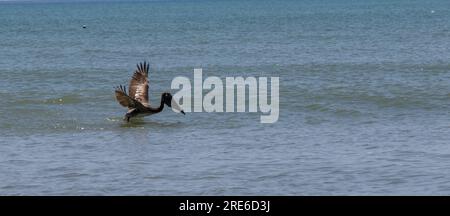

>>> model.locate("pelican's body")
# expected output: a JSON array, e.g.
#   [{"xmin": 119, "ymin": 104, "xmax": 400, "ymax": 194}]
[{"xmin": 114, "ymin": 62, "xmax": 184, "ymax": 122}]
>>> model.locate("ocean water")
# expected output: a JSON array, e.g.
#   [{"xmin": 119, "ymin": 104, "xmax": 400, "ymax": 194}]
[{"xmin": 1, "ymin": 0, "xmax": 450, "ymax": 195}]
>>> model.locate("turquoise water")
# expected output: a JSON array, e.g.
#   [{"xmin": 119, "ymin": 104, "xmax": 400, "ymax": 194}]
[{"xmin": 1, "ymin": 0, "xmax": 450, "ymax": 195}]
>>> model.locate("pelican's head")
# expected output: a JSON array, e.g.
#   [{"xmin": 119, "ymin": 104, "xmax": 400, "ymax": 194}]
[{"xmin": 162, "ymin": 92, "xmax": 185, "ymax": 115}]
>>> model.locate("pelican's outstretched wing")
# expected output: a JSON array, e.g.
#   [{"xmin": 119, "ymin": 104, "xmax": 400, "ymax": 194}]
[
  {"xmin": 115, "ymin": 85, "xmax": 146, "ymax": 110},
  {"xmin": 128, "ymin": 62, "xmax": 149, "ymax": 106}
]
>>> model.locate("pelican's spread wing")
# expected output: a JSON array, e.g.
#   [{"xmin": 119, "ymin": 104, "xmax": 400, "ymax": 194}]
[
  {"xmin": 115, "ymin": 85, "xmax": 145, "ymax": 110},
  {"xmin": 129, "ymin": 62, "xmax": 149, "ymax": 106}
]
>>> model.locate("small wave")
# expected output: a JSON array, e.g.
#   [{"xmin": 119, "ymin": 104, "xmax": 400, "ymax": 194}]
[
  {"xmin": 117, "ymin": 118, "xmax": 184, "ymax": 129},
  {"xmin": 120, "ymin": 122, "xmax": 146, "ymax": 129},
  {"xmin": 12, "ymin": 94, "xmax": 83, "ymax": 106},
  {"xmin": 47, "ymin": 172, "xmax": 90, "ymax": 179},
  {"xmin": 106, "ymin": 117, "xmax": 123, "ymax": 122},
  {"xmin": 305, "ymin": 88, "xmax": 441, "ymax": 110},
  {"xmin": 335, "ymin": 109, "xmax": 363, "ymax": 117},
  {"xmin": 43, "ymin": 94, "xmax": 83, "ymax": 105},
  {"xmin": 305, "ymin": 103, "xmax": 330, "ymax": 112},
  {"xmin": 304, "ymin": 103, "xmax": 363, "ymax": 117}
]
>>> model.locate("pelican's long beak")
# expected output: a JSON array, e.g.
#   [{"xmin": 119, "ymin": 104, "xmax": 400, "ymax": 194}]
[{"xmin": 171, "ymin": 98, "xmax": 185, "ymax": 115}]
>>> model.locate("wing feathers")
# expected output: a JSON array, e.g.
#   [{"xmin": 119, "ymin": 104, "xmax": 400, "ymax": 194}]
[
  {"xmin": 114, "ymin": 62, "xmax": 150, "ymax": 109},
  {"xmin": 114, "ymin": 85, "xmax": 147, "ymax": 110},
  {"xmin": 115, "ymin": 85, "xmax": 133, "ymax": 108},
  {"xmin": 129, "ymin": 61, "xmax": 149, "ymax": 105}
]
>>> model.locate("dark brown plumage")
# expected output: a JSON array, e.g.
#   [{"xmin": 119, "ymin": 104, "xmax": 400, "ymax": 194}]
[{"xmin": 114, "ymin": 62, "xmax": 184, "ymax": 122}]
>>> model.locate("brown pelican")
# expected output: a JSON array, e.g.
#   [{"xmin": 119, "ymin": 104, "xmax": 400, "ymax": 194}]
[{"xmin": 114, "ymin": 62, "xmax": 185, "ymax": 122}]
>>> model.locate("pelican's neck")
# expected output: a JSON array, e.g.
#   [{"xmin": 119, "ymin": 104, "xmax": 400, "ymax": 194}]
[
  {"xmin": 157, "ymin": 94, "xmax": 165, "ymax": 112},
  {"xmin": 145, "ymin": 93, "xmax": 165, "ymax": 113}
]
